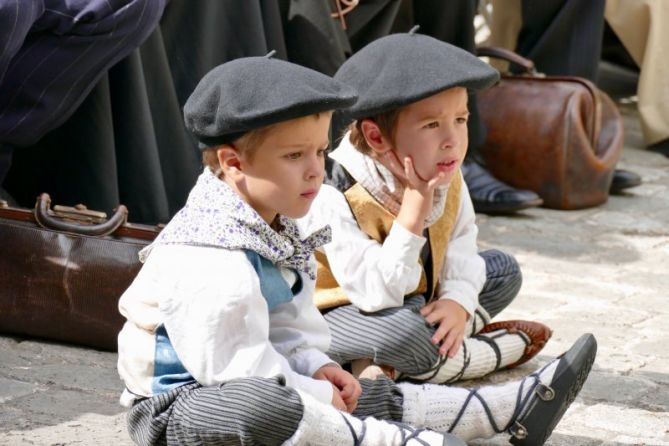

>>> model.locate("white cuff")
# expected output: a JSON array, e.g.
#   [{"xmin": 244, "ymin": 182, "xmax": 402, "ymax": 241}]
[
  {"xmin": 385, "ymin": 221, "xmax": 426, "ymax": 263},
  {"xmin": 290, "ymin": 348, "xmax": 338, "ymax": 377},
  {"xmin": 293, "ymin": 374, "xmax": 334, "ymax": 405},
  {"xmin": 438, "ymin": 287, "xmax": 478, "ymax": 317}
]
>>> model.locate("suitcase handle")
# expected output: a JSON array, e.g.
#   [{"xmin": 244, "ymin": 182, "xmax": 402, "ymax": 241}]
[
  {"xmin": 34, "ymin": 193, "xmax": 128, "ymax": 237},
  {"xmin": 476, "ymin": 46, "xmax": 538, "ymax": 75}
]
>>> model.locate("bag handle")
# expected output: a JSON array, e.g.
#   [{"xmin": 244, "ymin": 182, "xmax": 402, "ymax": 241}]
[
  {"xmin": 34, "ymin": 193, "xmax": 128, "ymax": 237},
  {"xmin": 476, "ymin": 46, "xmax": 537, "ymax": 75}
]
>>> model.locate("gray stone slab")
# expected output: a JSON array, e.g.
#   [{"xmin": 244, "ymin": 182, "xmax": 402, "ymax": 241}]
[{"xmin": 0, "ymin": 377, "xmax": 37, "ymax": 404}]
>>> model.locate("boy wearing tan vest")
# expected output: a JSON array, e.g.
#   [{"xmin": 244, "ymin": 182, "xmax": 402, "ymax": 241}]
[{"xmin": 301, "ymin": 30, "xmax": 551, "ymax": 384}]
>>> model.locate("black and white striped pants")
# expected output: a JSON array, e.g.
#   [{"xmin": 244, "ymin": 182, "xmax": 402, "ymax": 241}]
[
  {"xmin": 324, "ymin": 249, "xmax": 522, "ymax": 375},
  {"xmin": 0, "ymin": 0, "xmax": 166, "ymax": 147},
  {"xmin": 0, "ymin": 0, "xmax": 166, "ymax": 186},
  {"xmin": 127, "ymin": 376, "xmax": 404, "ymax": 446}
]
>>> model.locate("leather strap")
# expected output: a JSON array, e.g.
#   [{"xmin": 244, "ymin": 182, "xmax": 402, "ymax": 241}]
[{"xmin": 476, "ymin": 46, "xmax": 536, "ymax": 74}]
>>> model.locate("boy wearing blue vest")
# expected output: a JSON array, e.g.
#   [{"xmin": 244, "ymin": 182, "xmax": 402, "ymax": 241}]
[{"xmin": 117, "ymin": 53, "xmax": 596, "ymax": 446}]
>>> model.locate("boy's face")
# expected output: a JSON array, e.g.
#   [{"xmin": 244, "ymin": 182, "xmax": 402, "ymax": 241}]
[
  {"xmin": 235, "ymin": 114, "xmax": 331, "ymax": 224},
  {"xmin": 392, "ymin": 87, "xmax": 469, "ymax": 184}
]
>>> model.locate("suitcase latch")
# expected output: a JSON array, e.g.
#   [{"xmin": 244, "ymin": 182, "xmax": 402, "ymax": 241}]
[{"xmin": 51, "ymin": 204, "xmax": 108, "ymax": 224}]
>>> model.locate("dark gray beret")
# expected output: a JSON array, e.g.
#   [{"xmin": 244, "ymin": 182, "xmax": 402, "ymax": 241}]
[
  {"xmin": 334, "ymin": 32, "xmax": 500, "ymax": 119},
  {"xmin": 184, "ymin": 56, "xmax": 358, "ymax": 148}
]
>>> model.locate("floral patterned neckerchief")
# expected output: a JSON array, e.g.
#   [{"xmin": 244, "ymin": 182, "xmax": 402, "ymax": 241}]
[{"xmin": 139, "ymin": 168, "xmax": 331, "ymax": 280}]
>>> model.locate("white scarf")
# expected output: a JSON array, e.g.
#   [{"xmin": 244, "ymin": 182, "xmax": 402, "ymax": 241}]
[
  {"xmin": 140, "ymin": 168, "xmax": 331, "ymax": 280},
  {"xmin": 329, "ymin": 132, "xmax": 449, "ymax": 227}
]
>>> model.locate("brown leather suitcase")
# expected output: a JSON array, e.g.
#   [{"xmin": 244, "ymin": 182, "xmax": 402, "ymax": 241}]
[
  {"xmin": 0, "ymin": 194, "xmax": 160, "ymax": 351},
  {"xmin": 476, "ymin": 47, "xmax": 624, "ymax": 210}
]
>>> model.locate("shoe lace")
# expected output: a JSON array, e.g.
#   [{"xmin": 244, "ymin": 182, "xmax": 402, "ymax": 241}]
[
  {"xmin": 446, "ymin": 360, "xmax": 554, "ymax": 435},
  {"xmin": 403, "ymin": 342, "xmax": 472, "ymax": 385},
  {"xmin": 341, "ymin": 414, "xmax": 434, "ymax": 446}
]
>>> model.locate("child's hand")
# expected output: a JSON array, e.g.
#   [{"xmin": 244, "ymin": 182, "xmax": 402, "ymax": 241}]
[
  {"xmin": 313, "ymin": 364, "xmax": 362, "ymax": 413},
  {"xmin": 420, "ymin": 300, "xmax": 468, "ymax": 358},
  {"xmin": 382, "ymin": 151, "xmax": 448, "ymax": 196},
  {"xmin": 330, "ymin": 384, "xmax": 348, "ymax": 412},
  {"xmin": 382, "ymin": 151, "xmax": 448, "ymax": 235}
]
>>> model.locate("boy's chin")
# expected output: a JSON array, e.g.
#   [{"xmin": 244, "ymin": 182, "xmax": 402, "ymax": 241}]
[{"xmin": 281, "ymin": 208, "xmax": 311, "ymax": 220}]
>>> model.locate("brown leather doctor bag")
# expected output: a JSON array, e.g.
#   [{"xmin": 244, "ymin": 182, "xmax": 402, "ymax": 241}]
[
  {"xmin": 476, "ymin": 47, "xmax": 624, "ymax": 210},
  {"xmin": 0, "ymin": 194, "xmax": 160, "ymax": 350}
]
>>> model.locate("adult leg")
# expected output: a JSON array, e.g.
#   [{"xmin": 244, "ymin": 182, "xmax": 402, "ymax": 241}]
[
  {"xmin": 606, "ymin": 0, "xmax": 669, "ymax": 153},
  {"xmin": 478, "ymin": 249, "xmax": 522, "ymax": 319},
  {"xmin": 0, "ymin": 0, "xmax": 167, "ymax": 147},
  {"xmin": 516, "ymin": 0, "xmax": 605, "ymax": 82},
  {"xmin": 0, "ymin": 1, "xmax": 44, "ymax": 191},
  {"xmin": 325, "ymin": 295, "xmax": 545, "ymax": 383},
  {"xmin": 0, "ymin": 0, "xmax": 43, "ymax": 81}
]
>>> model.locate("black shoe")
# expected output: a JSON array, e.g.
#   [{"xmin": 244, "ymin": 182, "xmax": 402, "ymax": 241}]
[
  {"xmin": 648, "ymin": 138, "xmax": 669, "ymax": 158},
  {"xmin": 609, "ymin": 168, "xmax": 642, "ymax": 194},
  {"xmin": 462, "ymin": 160, "xmax": 543, "ymax": 214},
  {"xmin": 509, "ymin": 334, "xmax": 597, "ymax": 445}
]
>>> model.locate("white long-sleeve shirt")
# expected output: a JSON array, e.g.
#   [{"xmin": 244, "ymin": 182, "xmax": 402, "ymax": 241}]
[
  {"xmin": 298, "ymin": 175, "xmax": 485, "ymax": 316},
  {"xmin": 117, "ymin": 244, "xmax": 334, "ymax": 407}
]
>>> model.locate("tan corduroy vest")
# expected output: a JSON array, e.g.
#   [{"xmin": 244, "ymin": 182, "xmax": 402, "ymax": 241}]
[{"xmin": 314, "ymin": 171, "xmax": 462, "ymax": 310}]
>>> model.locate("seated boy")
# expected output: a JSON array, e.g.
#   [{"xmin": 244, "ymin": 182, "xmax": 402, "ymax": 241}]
[
  {"xmin": 117, "ymin": 52, "xmax": 597, "ymax": 446},
  {"xmin": 300, "ymin": 30, "xmax": 552, "ymax": 383}
]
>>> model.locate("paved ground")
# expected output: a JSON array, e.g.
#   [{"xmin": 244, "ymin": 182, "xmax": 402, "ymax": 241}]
[{"xmin": 1, "ymin": 104, "xmax": 668, "ymax": 445}]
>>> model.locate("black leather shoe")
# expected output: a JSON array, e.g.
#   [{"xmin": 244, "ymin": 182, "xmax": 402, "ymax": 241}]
[
  {"xmin": 509, "ymin": 334, "xmax": 597, "ymax": 445},
  {"xmin": 648, "ymin": 138, "xmax": 669, "ymax": 158},
  {"xmin": 462, "ymin": 160, "xmax": 543, "ymax": 214},
  {"xmin": 609, "ymin": 168, "xmax": 641, "ymax": 194}
]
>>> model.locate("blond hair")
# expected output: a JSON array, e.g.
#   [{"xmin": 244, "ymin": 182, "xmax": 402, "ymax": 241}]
[{"xmin": 201, "ymin": 125, "xmax": 276, "ymax": 177}]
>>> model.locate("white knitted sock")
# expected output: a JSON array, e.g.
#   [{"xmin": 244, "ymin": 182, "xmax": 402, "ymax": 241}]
[
  {"xmin": 399, "ymin": 358, "xmax": 560, "ymax": 441},
  {"xmin": 465, "ymin": 306, "xmax": 491, "ymax": 336},
  {"xmin": 480, "ymin": 328, "xmax": 528, "ymax": 370},
  {"xmin": 406, "ymin": 329, "xmax": 527, "ymax": 383},
  {"xmin": 284, "ymin": 391, "xmax": 447, "ymax": 446}
]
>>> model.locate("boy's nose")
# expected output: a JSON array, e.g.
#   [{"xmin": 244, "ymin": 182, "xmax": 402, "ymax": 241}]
[
  {"xmin": 305, "ymin": 157, "xmax": 324, "ymax": 180},
  {"xmin": 440, "ymin": 128, "xmax": 459, "ymax": 150},
  {"xmin": 440, "ymin": 136, "xmax": 456, "ymax": 150}
]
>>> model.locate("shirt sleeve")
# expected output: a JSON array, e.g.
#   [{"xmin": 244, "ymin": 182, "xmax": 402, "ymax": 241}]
[
  {"xmin": 156, "ymin": 246, "xmax": 334, "ymax": 405},
  {"xmin": 436, "ymin": 176, "xmax": 486, "ymax": 317},
  {"xmin": 269, "ymin": 265, "xmax": 337, "ymax": 378},
  {"xmin": 298, "ymin": 185, "xmax": 426, "ymax": 312}
]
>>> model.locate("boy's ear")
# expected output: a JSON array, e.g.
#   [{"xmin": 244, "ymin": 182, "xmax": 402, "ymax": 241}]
[
  {"xmin": 360, "ymin": 119, "xmax": 393, "ymax": 155},
  {"xmin": 216, "ymin": 145, "xmax": 243, "ymax": 179}
]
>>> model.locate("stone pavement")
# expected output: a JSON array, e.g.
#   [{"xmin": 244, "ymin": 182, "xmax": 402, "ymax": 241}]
[{"xmin": 1, "ymin": 104, "xmax": 668, "ymax": 445}]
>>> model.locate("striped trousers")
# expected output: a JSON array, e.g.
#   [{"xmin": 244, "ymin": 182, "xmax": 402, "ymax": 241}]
[
  {"xmin": 324, "ymin": 249, "xmax": 522, "ymax": 375},
  {"xmin": 127, "ymin": 376, "xmax": 404, "ymax": 446}
]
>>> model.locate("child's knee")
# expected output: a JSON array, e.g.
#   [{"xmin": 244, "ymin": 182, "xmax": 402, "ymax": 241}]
[
  {"xmin": 171, "ymin": 377, "xmax": 303, "ymax": 444},
  {"xmin": 223, "ymin": 376, "xmax": 303, "ymax": 421},
  {"xmin": 381, "ymin": 316, "xmax": 440, "ymax": 373},
  {"xmin": 481, "ymin": 249, "xmax": 522, "ymax": 279}
]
